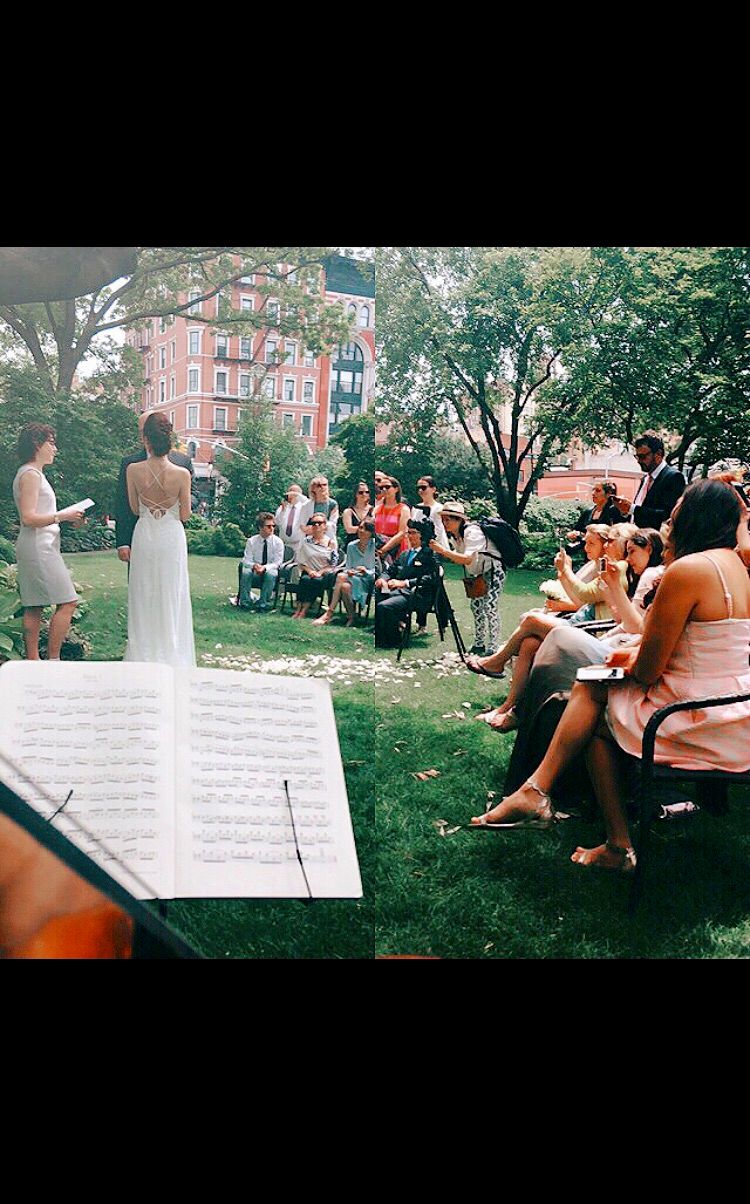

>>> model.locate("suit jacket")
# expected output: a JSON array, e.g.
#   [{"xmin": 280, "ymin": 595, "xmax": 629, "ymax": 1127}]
[
  {"xmin": 633, "ymin": 463, "xmax": 685, "ymax": 529},
  {"xmin": 115, "ymin": 449, "xmax": 194, "ymax": 549},
  {"xmin": 572, "ymin": 499, "xmax": 622, "ymax": 535},
  {"xmin": 391, "ymin": 546, "xmax": 437, "ymax": 595}
]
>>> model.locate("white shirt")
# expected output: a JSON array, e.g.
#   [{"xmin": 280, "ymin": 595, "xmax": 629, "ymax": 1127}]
[
  {"xmin": 632, "ymin": 457, "xmax": 667, "ymax": 511},
  {"xmin": 242, "ymin": 532, "xmax": 284, "ymax": 569},
  {"xmin": 411, "ymin": 502, "xmax": 448, "ymax": 549},
  {"xmin": 299, "ymin": 498, "xmax": 340, "ymax": 541},
  {"xmin": 274, "ymin": 497, "xmax": 308, "ymax": 547}
]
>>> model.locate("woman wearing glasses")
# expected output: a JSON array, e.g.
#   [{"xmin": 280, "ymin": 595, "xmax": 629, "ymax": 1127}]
[
  {"xmin": 374, "ymin": 477, "xmax": 410, "ymax": 567},
  {"xmin": 12, "ymin": 423, "xmax": 87, "ymax": 661},
  {"xmin": 341, "ymin": 482, "xmax": 374, "ymax": 545},
  {"xmin": 291, "ymin": 517, "xmax": 339, "ymax": 619},
  {"xmin": 299, "ymin": 476, "xmax": 339, "ymax": 542}
]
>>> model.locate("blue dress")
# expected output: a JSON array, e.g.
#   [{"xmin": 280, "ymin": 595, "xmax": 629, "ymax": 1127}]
[{"xmin": 345, "ymin": 540, "xmax": 376, "ymax": 605}]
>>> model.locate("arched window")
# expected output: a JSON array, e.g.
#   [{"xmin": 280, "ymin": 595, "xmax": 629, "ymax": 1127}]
[
  {"xmin": 347, "ymin": 302, "xmax": 357, "ymax": 320},
  {"xmin": 187, "ymin": 441, "xmax": 197, "ymax": 458},
  {"xmin": 359, "ymin": 305, "xmax": 370, "ymax": 327}
]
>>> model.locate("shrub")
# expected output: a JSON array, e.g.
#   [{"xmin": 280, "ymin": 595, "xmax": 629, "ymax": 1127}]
[
  {"xmin": 186, "ymin": 528, "xmax": 218, "ymax": 556},
  {"xmin": 213, "ymin": 522, "xmax": 246, "ymax": 557},
  {"xmin": 60, "ymin": 525, "xmax": 116, "ymax": 553},
  {"xmin": 185, "ymin": 513, "xmax": 212, "ymax": 531},
  {"xmin": 0, "ymin": 534, "xmax": 16, "ymax": 564}
]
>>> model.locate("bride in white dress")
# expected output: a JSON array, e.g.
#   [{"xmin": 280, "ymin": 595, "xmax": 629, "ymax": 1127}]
[{"xmin": 123, "ymin": 413, "xmax": 196, "ymax": 667}]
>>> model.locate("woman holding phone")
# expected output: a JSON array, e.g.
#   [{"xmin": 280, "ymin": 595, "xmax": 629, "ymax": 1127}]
[{"xmin": 470, "ymin": 481, "xmax": 750, "ymax": 874}]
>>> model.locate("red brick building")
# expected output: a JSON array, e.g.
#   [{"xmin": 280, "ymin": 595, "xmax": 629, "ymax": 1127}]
[{"xmin": 126, "ymin": 253, "xmax": 375, "ymax": 493}]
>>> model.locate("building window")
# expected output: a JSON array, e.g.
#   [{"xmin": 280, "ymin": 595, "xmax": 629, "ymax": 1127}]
[
  {"xmin": 303, "ymin": 380, "xmax": 315, "ymax": 404},
  {"xmin": 188, "ymin": 367, "xmax": 200, "ymax": 393},
  {"xmin": 240, "ymin": 295, "xmax": 254, "ymax": 313},
  {"xmin": 214, "ymin": 407, "xmax": 228, "ymax": 432},
  {"xmin": 169, "ymin": 410, "xmax": 175, "ymax": 426},
  {"xmin": 239, "ymin": 373, "xmax": 251, "ymax": 398},
  {"xmin": 170, "ymin": 375, "xmax": 176, "ymax": 399},
  {"xmin": 216, "ymin": 334, "xmax": 229, "ymax": 359},
  {"xmin": 240, "ymin": 274, "xmax": 254, "ymax": 284},
  {"xmin": 145, "ymin": 387, "xmax": 151, "ymax": 409},
  {"xmin": 170, "ymin": 339, "xmax": 176, "ymax": 362},
  {"xmin": 338, "ymin": 341, "xmax": 360, "ymax": 361},
  {"xmin": 303, "ymin": 349, "xmax": 315, "ymax": 367},
  {"xmin": 267, "ymin": 299, "xmax": 280, "ymax": 326},
  {"xmin": 239, "ymin": 335, "xmax": 252, "ymax": 360},
  {"xmin": 339, "ymin": 370, "xmax": 354, "ymax": 394},
  {"xmin": 159, "ymin": 378, "xmax": 166, "ymax": 403},
  {"xmin": 159, "ymin": 346, "xmax": 166, "ymax": 370},
  {"xmin": 187, "ymin": 440, "xmax": 197, "ymax": 457},
  {"xmin": 359, "ymin": 305, "xmax": 370, "ymax": 327},
  {"xmin": 188, "ymin": 290, "xmax": 202, "ymax": 315},
  {"xmin": 187, "ymin": 405, "xmax": 198, "ymax": 429},
  {"xmin": 265, "ymin": 339, "xmax": 277, "ymax": 364},
  {"xmin": 301, "ymin": 414, "xmax": 312, "ymax": 437},
  {"xmin": 284, "ymin": 342, "xmax": 296, "ymax": 366},
  {"xmin": 263, "ymin": 376, "xmax": 276, "ymax": 399},
  {"xmin": 347, "ymin": 302, "xmax": 357, "ymax": 320},
  {"xmin": 188, "ymin": 329, "xmax": 201, "ymax": 355},
  {"xmin": 283, "ymin": 377, "xmax": 296, "ymax": 402},
  {"xmin": 282, "ymin": 413, "xmax": 295, "ymax": 429},
  {"xmin": 215, "ymin": 370, "xmax": 228, "ymax": 395},
  {"xmin": 159, "ymin": 316, "xmax": 167, "ymax": 334}
]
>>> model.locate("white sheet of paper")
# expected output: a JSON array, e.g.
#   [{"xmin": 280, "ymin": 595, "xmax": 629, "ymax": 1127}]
[{"xmin": 72, "ymin": 498, "xmax": 96, "ymax": 511}]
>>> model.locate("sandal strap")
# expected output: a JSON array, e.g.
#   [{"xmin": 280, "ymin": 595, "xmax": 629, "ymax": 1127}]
[
  {"xmin": 605, "ymin": 840, "xmax": 636, "ymax": 864},
  {"xmin": 525, "ymin": 778, "xmax": 555, "ymax": 818}
]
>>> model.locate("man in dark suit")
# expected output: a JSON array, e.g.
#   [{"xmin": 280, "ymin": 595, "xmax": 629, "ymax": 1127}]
[
  {"xmin": 374, "ymin": 522, "xmax": 437, "ymax": 648},
  {"xmin": 614, "ymin": 431, "xmax": 686, "ymax": 529},
  {"xmin": 115, "ymin": 412, "xmax": 194, "ymax": 562}
]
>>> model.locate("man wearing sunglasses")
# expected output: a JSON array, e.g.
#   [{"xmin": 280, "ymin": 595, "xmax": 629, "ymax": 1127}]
[{"xmin": 613, "ymin": 431, "xmax": 685, "ymax": 529}]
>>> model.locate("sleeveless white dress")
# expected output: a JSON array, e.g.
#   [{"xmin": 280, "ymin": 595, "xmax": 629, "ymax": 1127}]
[
  {"xmin": 123, "ymin": 471, "xmax": 196, "ymax": 668},
  {"xmin": 12, "ymin": 465, "xmax": 79, "ymax": 607}
]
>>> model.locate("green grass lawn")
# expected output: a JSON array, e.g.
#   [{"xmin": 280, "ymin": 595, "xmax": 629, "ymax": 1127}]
[
  {"xmin": 63, "ymin": 550, "xmax": 374, "ymax": 959},
  {"xmin": 374, "ymin": 563, "xmax": 750, "ymax": 959}
]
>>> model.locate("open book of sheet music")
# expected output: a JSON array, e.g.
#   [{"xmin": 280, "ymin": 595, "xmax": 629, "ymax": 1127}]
[{"xmin": 0, "ymin": 662, "xmax": 362, "ymax": 900}]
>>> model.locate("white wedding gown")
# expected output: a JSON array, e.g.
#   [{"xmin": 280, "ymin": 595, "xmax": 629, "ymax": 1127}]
[{"xmin": 124, "ymin": 496, "xmax": 196, "ymax": 668}]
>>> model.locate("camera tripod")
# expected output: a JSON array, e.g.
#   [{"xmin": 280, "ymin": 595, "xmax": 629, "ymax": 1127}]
[{"xmin": 396, "ymin": 566, "xmax": 467, "ymax": 662}]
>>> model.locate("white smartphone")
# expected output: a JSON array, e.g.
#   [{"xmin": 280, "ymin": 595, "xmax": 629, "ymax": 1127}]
[{"xmin": 576, "ymin": 666, "xmax": 626, "ymax": 681}]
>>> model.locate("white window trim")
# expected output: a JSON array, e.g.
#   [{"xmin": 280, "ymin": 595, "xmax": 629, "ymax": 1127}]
[
  {"xmin": 303, "ymin": 349, "xmax": 316, "ymax": 368},
  {"xmin": 159, "ymin": 376, "xmax": 166, "ymax": 403},
  {"xmin": 239, "ymin": 294, "xmax": 255, "ymax": 312},
  {"xmin": 159, "ymin": 346, "xmax": 166, "ymax": 370},
  {"xmin": 214, "ymin": 367, "xmax": 230, "ymax": 396},
  {"xmin": 169, "ymin": 410, "xmax": 175, "ymax": 426},
  {"xmin": 187, "ymin": 290, "xmax": 202, "ymax": 316},
  {"xmin": 301, "ymin": 414, "xmax": 313, "ymax": 437},
  {"xmin": 187, "ymin": 362, "xmax": 201, "ymax": 393},
  {"xmin": 359, "ymin": 304, "xmax": 371, "ymax": 328},
  {"xmin": 263, "ymin": 375, "xmax": 278, "ymax": 399},
  {"xmin": 213, "ymin": 405, "xmax": 229, "ymax": 431},
  {"xmin": 283, "ymin": 376, "xmax": 296, "ymax": 402},
  {"xmin": 186, "ymin": 404, "xmax": 199, "ymax": 430},
  {"xmin": 238, "ymin": 372, "xmax": 251, "ymax": 398},
  {"xmin": 282, "ymin": 412, "xmax": 296, "ymax": 428},
  {"xmin": 283, "ymin": 340, "xmax": 297, "ymax": 366},
  {"xmin": 170, "ymin": 374, "xmax": 176, "ymax": 399},
  {"xmin": 170, "ymin": 339, "xmax": 176, "ymax": 362},
  {"xmin": 215, "ymin": 331, "xmax": 231, "ymax": 359},
  {"xmin": 187, "ymin": 327, "xmax": 203, "ymax": 355},
  {"xmin": 265, "ymin": 337, "xmax": 278, "ymax": 364},
  {"xmin": 302, "ymin": 378, "xmax": 316, "ymax": 404},
  {"xmin": 266, "ymin": 297, "xmax": 280, "ymax": 326},
  {"xmin": 239, "ymin": 334, "xmax": 253, "ymax": 360}
]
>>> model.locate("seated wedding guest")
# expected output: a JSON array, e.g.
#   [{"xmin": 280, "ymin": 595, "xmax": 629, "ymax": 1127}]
[
  {"xmin": 552, "ymin": 522, "xmax": 638, "ymax": 621},
  {"xmin": 539, "ymin": 524, "xmax": 611, "ymax": 615},
  {"xmin": 299, "ymin": 475, "xmax": 339, "ymax": 541},
  {"xmin": 468, "ymin": 523, "xmax": 645, "ymax": 731},
  {"xmin": 274, "ymin": 484, "xmax": 308, "ymax": 555},
  {"xmin": 341, "ymin": 483, "xmax": 374, "ymax": 545},
  {"xmin": 238, "ymin": 513, "xmax": 284, "ymax": 612},
  {"xmin": 470, "ymin": 480, "xmax": 750, "ymax": 875},
  {"xmin": 292, "ymin": 516, "xmax": 339, "ymax": 619},
  {"xmin": 566, "ymin": 481, "xmax": 621, "ymax": 551},
  {"xmin": 12, "ymin": 422, "xmax": 86, "ymax": 661},
  {"xmin": 374, "ymin": 476, "xmax": 411, "ymax": 566},
  {"xmin": 374, "ymin": 522, "xmax": 437, "ymax": 649},
  {"xmin": 314, "ymin": 520, "xmax": 376, "ymax": 627}
]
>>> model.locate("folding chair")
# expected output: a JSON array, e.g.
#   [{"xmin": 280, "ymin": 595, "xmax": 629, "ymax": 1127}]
[{"xmin": 630, "ymin": 691, "xmax": 750, "ymax": 914}]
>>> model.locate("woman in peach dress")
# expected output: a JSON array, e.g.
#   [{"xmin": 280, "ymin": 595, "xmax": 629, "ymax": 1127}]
[{"xmin": 470, "ymin": 479, "xmax": 750, "ymax": 873}]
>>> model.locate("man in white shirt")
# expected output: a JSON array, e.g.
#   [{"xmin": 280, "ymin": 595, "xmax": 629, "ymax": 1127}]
[
  {"xmin": 274, "ymin": 485, "xmax": 308, "ymax": 554},
  {"xmin": 238, "ymin": 512, "xmax": 285, "ymax": 611},
  {"xmin": 613, "ymin": 431, "xmax": 686, "ymax": 529}
]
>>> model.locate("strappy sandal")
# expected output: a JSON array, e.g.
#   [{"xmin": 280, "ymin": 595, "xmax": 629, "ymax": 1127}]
[
  {"xmin": 571, "ymin": 840, "xmax": 637, "ymax": 873},
  {"xmin": 472, "ymin": 778, "xmax": 557, "ymax": 829},
  {"xmin": 465, "ymin": 655, "xmax": 506, "ymax": 680}
]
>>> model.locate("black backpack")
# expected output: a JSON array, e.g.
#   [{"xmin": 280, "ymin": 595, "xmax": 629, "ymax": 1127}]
[{"xmin": 477, "ymin": 516, "xmax": 525, "ymax": 569}]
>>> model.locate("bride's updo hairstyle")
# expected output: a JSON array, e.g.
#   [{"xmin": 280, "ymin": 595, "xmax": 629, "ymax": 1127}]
[
  {"xmin": 672, "ymin": 478, "xmax": 741, "ymax": 559},
  {"xmin": 143, "ymin": 412, "xmax": 173, "ymax": 457}
]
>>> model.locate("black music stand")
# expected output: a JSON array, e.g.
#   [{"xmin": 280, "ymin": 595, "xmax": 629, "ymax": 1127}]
[{"xmin": 0, "ymin": 776, "xmax": 203, "ymax": 960}]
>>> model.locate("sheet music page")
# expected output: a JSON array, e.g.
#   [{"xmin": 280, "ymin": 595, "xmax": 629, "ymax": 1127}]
[
  {"xmin": 0, "ymin": 662, "xmax": 176, "ymax": 900},
  {"xmin": 174, "ymin": 669, "xmax": 362, "ymax": 898}
]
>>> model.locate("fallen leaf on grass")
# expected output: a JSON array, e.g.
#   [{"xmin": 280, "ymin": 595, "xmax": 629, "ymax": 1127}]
[
  {"xmin": 433, "ymin": 818, "xmax": 461, "ymax": 837},
  {"xmin": 413, "ymin": 769, "xmax": 441, "ymax": 781},
  {"xmin": 483, "ymin": 942, "xmax": 495, "ymax": 952},
  {"xmin": 452, "ymin": 749, "xmax": 467, "ymax": 757},
  {"xmin": 461, "ymin": 702, "xmax": 472, "ymax": 709},
  {"xmin": 441, "ymin": 710, "xmax": 466, "ymax": 720},
  {"xmin": 344, "ymin": 760, "xmax": 365, "ymax": 767}
]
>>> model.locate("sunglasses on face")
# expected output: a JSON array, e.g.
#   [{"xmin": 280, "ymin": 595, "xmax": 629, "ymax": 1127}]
[
  {"xmin": 357, "ymin": 489, "xmax": 369, "ymax": 495},
  {"xmin": 417, "ymin": 484, "xmax": 428, "ymax": 491},
  {"xmin": 310, "ymin": 520, "xmax": 326, "ymax": 526}
]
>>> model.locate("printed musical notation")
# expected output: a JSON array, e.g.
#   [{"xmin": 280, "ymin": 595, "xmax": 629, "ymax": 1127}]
[{"xmin": 0, "ymin": 663, "xmax": 361, "ymax": 900}]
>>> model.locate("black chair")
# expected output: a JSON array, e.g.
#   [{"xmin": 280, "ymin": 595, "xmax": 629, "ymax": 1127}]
[
  {"xmin": 630, "ymin": 691, "xmax": 750, "ymax": 913},
  {"xmin": 235, "ymin": 557, "xmax": 285, "ymax": 611},
  {"xmin": 395, "ymin": 566, "xmax": 446, "ymax": 661}
]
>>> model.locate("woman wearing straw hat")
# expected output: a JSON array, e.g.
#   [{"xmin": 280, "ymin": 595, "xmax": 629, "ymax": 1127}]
[{"xmin": 430, "ymin": 500, "xmax": 505, "ymax": 655}]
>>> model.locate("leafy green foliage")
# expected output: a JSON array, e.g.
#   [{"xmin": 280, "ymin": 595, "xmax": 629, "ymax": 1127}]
[
  {"xmin": 215, "ymin": 398, "xmax": 311, "ymax": 532},
  {"xmin": 0, "ymin": 534, "xmax": 15, "ymax": 563},
  {"xmin": 0, "ymin": 564, "xmax": 24, "ymax": 659},
  {"xmin": 330, "ymin": 412, "xmax": 375, "ymax": 500},
  {"xmin": 60, "ymin": 524, "xmax": 116, "ymax": 553}
]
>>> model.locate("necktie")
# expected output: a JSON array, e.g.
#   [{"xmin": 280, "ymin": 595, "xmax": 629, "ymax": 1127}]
[
  {"xmin": 286, "ymin": 507, "xmax": 294, "ymax": 538},
  {"xmin": 262, "ymin": 539, "xmax": 268, "ymax": 565},
  {"xmin": 636, "ymin": 474, "xmax": 652, "ymax": 506}
]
